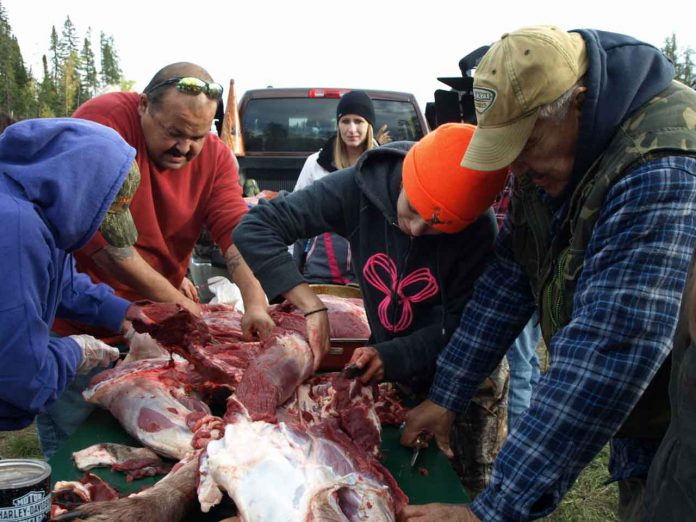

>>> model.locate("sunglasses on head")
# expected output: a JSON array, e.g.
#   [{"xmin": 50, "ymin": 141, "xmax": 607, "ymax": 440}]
[{"xmin": 144, "ymin": 76, "xmax": 224, "ymax": 100}]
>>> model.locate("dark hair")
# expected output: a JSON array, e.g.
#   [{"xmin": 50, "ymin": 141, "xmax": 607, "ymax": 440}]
[
  {"xmin": 143, "ymin": 62, "xmax": 214, "ymax": 108},
  {"xmin": 0, "ymin": 112, "xmax": 16, "ymax": 133}
]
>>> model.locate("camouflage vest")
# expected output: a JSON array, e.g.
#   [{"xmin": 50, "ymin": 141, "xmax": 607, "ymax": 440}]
[{"xmin": 510, "ymin": 81, "xmax": 696, "ymax": 438}]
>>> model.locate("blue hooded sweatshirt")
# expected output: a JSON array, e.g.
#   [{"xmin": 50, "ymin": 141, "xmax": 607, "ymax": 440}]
[{"xmin": 0, "ymin": 118, "xmax": 135, "ymax": 430}]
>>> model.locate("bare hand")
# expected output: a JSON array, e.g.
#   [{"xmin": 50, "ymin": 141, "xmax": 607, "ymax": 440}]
[
  {"xmin": 376, "ymin": 124, "xmax": 392, "ymax": 145},
  {"xmin": 240, "ymin": 304, "xmax": 275, "ymax": 340},
  {"xmin": 401, "ymin": 399, "xmax": 456, "ymax": 459},
  {"xmin": 398, "ymin": 503, "xmax": 479, "ymax": 521},
  {"xmin": 347, "ymin": 346, "xmax": 384, "ymax": 384},
  {"xmin": 179, "ymin": 276, "xmax": 199, "ymax": 302},
  {"xmin": 178, "ymin": 297, "xmax": 202, "ymax": 317},
  {"xmin": 305, "ymin": 309, "xmax": 331, "ymax": 371}
]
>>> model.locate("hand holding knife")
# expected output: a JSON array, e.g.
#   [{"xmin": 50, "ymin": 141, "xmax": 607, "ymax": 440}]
[
  {"xmin": 342, "ymin": 362, "xmax": 367, "ymax": 379},
  {"xmin": 400, "ymin": 420, "xmax": 426, "ymax": 468},
  {"xmin": 410, "ymin": 434, "xmax": 425, "ymax": 467}
]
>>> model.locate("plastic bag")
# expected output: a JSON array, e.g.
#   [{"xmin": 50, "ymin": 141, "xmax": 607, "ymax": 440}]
[{"xmin": 208, "ymin": 276, "xmax": 244, "ymax": 312}]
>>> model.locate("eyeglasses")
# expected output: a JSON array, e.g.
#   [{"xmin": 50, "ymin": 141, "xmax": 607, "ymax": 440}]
[{"xmin": 144, "ymin": 76, "xmax": 224, "ymax": 100}]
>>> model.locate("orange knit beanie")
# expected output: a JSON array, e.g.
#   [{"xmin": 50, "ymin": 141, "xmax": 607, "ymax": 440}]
[{"xmin": 402, "ymin": 123, "xmax": 509, "ymax": 234}]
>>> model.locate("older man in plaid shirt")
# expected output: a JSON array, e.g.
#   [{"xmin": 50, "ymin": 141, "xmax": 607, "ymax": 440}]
[{"xmin": 400, "ymin": 25, "xmax": 696, "ymax": 522}]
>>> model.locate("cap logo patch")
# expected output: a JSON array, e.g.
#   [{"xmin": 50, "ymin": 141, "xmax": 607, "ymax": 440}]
[
  {"xmin": 427, "ymin": 208, "xmax": 452, "ymax": 226},
  {"xmin": 473, "ymin": 87, "xmax": 497, "ymax": 114}
]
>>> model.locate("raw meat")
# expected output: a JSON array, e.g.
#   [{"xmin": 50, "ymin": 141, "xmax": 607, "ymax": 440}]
[
  {"xmin": 73, "ymin": 443, "xmax": 161, "ymax": 470},
  {"xmin": 281, "ymin": 373, "xmax": 382, "ymax": 457},
  {"xmin": 83, "ymin": 359, "xmax": 210, "ymax": 459},
  {"xmin": 374, "ymin": 383, "xmax": 408, "ymax": 426},
  {"xmin": 317, "ymin": 294, "xmax": 371, "ymax": 339},
  {"xmin": 122, "ymin": 331, "xmax": 170, "ymax": 363},
  {"xmin": 132, "ymin": 302, "xmax": 213, "ymax": 347},
  {"xmin": 73, "ymin": 443, "xmax": 171, "ymax": 481},
  {"xmin": 234, "ymin": 332, "xmax": 313, "ymax": 422},
  {"xmin": 81, "ymin": 299, "xmax": 405, "ymax": 520},
  {"xmin": 271, "ymin": 294, "xmax": 371, "ymax": 339},
  {"xmin": 198, "ymin": 412, "xmax": 407, "ymax": 520},
  {"xmin": 52, "ymin": 472, "xmax": 120, "ymax": 510},
  {"xmin": 201, "ymin": 303, "xmax": 244, "ymax": 342},
  {"xmin": 133, "ymin": 303, "xmax": 261, "ymax": 388}
]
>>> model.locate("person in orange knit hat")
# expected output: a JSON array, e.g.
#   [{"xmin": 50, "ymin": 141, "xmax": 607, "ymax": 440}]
[
  {"xmin": 233, "ymin": 122, "xmax": 510, "ymax": 493},
  {"xmin": 401, "ymin": 123, "xmax": 508, "ymax": 234}
]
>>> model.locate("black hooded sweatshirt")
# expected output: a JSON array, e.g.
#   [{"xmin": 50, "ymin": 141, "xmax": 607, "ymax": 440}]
[{"xmin": 234, "ymin": 142, "xmax": 498, "ymax": 391}]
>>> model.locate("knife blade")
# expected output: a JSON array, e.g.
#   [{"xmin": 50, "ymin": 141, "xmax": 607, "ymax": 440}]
[
  {"xmin": 410, "ymin": 446, "xmax": 421, "ymax": 467},
  {"xmin": 410, "ymin": 434, "xmax": 424, "ymax": 467}
]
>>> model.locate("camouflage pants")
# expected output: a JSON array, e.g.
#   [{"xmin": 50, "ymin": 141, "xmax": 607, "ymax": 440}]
[{"xmin": 449, "ymin": 358, "xmax": 509, "ymax": 497}]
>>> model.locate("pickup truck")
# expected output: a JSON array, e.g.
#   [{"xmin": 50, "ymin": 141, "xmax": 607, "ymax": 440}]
[{"xmin": 220, "ymin": 85, "xmax": 429, "ymax": 193}]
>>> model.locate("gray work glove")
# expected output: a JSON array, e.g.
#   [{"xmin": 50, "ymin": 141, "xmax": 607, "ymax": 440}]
[{"xmin": 69, "ymin": 334, "xmax": 120, "ymax": 374}]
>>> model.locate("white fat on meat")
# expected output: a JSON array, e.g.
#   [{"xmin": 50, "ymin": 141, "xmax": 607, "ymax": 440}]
[
  {"xmin": 122, "ymin": 331, "xmax": 171, "ymax": 363},
  {"xmin": 84, "ymin": 360, "xmax": 210, "ymax": 460},
  {"xmin": 281, "ymin": 375, "xmax": 383, "ymax": 457},
  {"xmin": 72, "ymin": 443, "xmax": 162, "ymax": 471},
  {"xmin": 197, "ymin": 417, "xmax": 395, "ymax": 521}
]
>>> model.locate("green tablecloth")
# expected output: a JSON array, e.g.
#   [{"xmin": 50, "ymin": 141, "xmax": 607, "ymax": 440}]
[{"xmin": 49, "ymin": 408, "xmax": 468, "ymax": 518}]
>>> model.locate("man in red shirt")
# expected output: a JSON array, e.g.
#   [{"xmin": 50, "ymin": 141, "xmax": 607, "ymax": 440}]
[
  {"xmin": 40, "ymin": 63, "xmax": 274, "ymax": 457},
  {"xmin": 61, "ymin": 62, "xmax": 273, "ymax": 332}
]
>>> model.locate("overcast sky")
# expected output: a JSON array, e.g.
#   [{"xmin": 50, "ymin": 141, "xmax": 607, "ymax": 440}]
[{"xmin": 4, "ymin": 0, "xmax": 695, "ymax": 111}]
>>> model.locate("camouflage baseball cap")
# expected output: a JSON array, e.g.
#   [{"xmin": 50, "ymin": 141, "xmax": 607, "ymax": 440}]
[
  {"xmin": 461, "ymin": 26, "xmax": 588, "ymax": 171},
  {"xmin": 100, "ymin": 159, "xmax": 140, "ymax": 247}
]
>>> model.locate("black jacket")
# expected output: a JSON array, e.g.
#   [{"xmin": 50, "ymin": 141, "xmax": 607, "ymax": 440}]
[{"xmin": 234, "ymin": 142, "xmax": 497, "ymax": 390}]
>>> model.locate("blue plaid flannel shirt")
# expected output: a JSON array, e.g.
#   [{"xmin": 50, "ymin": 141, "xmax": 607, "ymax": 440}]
[{"xmin": 430, "ymin": 157, "xmax": 696, "ymax": 521}]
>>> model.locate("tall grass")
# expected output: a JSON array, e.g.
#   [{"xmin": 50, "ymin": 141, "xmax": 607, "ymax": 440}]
[
  {"xmin": 0, "ymin": 424, "xmax": 42, "ymax": 460},
  {"xmin": 544, "ymin": 445, "xmax": 618, "ymax": 521}
]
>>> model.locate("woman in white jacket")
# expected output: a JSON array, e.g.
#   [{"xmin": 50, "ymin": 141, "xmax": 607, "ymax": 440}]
[{"xmin": 293, "ymin": 91, "xmax": 377, "ymax": 284}]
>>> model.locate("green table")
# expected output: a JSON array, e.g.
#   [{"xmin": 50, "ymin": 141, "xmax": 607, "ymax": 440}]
[{"xmin": 49, "ymin": 409, "xmax": 468, "ymax": 518}]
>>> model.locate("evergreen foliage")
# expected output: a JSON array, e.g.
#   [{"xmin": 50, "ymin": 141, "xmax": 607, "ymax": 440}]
[
  {"xmin": 0, "ymin": 2, "xmax": 694, "ymax": 122},
  {"xmin": 662, "ymin": 33, "xmax": 694, "ymax": 87},
  {"xmin": 99, "ymin": 31, "xmax": 121, "ymax": 87},
  {"xmin": 0, "ymin": 0, "xmax": 127, "ymax": 120}
]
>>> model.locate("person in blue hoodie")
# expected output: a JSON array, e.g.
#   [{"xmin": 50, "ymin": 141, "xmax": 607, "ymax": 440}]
[
  {"xmin": 0, "ymin": 118, "xmax": 146, "ymax": 433},
  {"xmin": 400, "ymin": 26, "xmax": 696, "ymax": 521}
]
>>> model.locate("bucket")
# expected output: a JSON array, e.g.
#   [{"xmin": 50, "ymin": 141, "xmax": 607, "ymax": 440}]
[{"xmin": 0, "ymin": 459, "xmax": 51, "ymax": 522}]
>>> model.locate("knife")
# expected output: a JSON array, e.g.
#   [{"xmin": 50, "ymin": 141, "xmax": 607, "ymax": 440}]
[
  {"xmin": 410, "ymin": 446, "xmax": 421, "ymax": 467},
  {"xmin": 410, "ymin": 434, "xmax": 424, "ymax": 467},
  {"xmin": 342, "ymin": 363, "xmax": 367, "ymax": 379}
]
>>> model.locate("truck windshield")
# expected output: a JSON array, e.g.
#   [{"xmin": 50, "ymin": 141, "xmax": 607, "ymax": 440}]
[{"xmin": 242, "ymin": 98, "xmax": 424, "ymax": 153}]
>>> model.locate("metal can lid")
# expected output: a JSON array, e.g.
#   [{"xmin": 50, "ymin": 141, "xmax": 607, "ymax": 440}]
[{"xmin": 0, "ymin": 459, "xmax": 51, "ymax": 489}]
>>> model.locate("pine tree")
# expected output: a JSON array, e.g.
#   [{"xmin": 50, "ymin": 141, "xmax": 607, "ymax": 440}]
[
  {"xmin": 62, "ymin": 49, "xmax": 81, "ymax": 115},
  {"xmin": 99, "ymin": 31, "xmax": 121, "ymax": 87},
  {"xmin": 53, "ymin": 16, "xmax": 81, "ymax": 116},
  {"xmin": 662, "ymin": 33, "xmax": 694, "ymax": 87},
  {"xmin": 37, "ymin": 54, "xmax": 57, "ymax": 117},
  {"xmin": 49, "ymin": 26, "xmax": 60, "ymax": 83},
  {"xmin": 0, "ymin": 2, "xmax": 15, "ymax": 114},
  {"xmin": 0, "ymin": 1, "xmax": 32, "ymax": 118},
  {"xmin": 80, "ymin": 29, "xmax": 98, "ymax": 100},
  {"xmin": 0, "ymin": 4, "xmax": 132, "ymax": 118},
  {"xmin": 59, "ymin": 16, "xmax": 79, "ymax": 60},
  {"xmin": 9, "ymin": 35, "xmax": 34, "ymax": 117}
]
